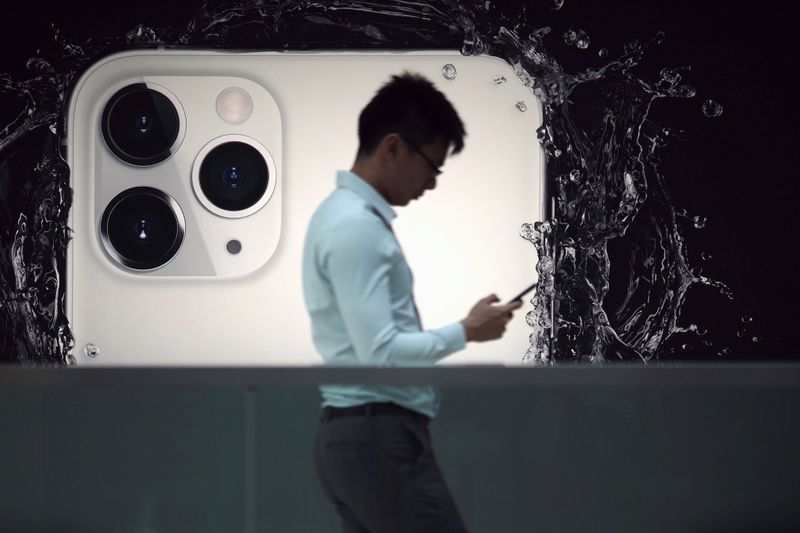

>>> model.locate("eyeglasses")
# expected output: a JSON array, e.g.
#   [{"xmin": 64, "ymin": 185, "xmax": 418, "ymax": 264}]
[{"xmin": 400, "ymin": 136, "xmax": 443, "ymax": 177}]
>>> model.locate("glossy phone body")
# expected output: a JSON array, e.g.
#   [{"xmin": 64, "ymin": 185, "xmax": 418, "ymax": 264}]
[{"xmin": 65, "ymin": 49, "xmax": 544, "ymax": 366}]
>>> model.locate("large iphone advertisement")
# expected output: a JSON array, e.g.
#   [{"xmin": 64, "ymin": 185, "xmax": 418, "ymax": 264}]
[
  {"xmin": 1, "ymin": 2, "xmax": 798, "ymax": 532},
  {"xmin": 1, "ymin": 1, "xmax": 794, "ymax": 366}
]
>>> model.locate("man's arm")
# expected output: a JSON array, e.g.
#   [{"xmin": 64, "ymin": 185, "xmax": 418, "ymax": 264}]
[{"xmin": 322, "ymin": 217, "xmax": 465, "ymax": 366}]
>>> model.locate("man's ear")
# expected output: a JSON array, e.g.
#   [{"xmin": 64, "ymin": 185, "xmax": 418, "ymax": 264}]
[{"xmin": 378, "ymin": 133, "xmax": 402, "ymax": 163}]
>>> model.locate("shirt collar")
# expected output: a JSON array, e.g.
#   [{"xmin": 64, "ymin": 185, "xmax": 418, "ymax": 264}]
[{"xmin": 336, "ymin": 170, "xmax": 397, "ymax": 225}]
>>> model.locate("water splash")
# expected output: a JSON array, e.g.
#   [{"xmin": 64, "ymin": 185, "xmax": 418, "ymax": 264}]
[
  {"xmin": 1, "ymin": 143, "xmax": 74, "ymax": 364},
  {"xmin": 702, "ymin": 99, "xmax": 724, "ymax": 118},
  {"xmin": 441, "ymin": 63, "xmax": 458, "ymax": 80},
  {"xmin": 563, "ymin": 28, "xmax": 590, "ymax": 50},
  {"xmin": 0, "ymin": 0, "xmax": 729, "ymax": 365}
]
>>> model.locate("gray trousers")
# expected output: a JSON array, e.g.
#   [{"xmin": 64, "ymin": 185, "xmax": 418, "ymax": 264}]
[{"xmin": 313, "ymin": 403, "xmax": 469, "ymax": 533}]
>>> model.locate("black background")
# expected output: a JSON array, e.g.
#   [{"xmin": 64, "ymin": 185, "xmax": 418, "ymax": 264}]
[{"xmin": 1, "ymin": 0, "xmax": 798, "ymax": 360}]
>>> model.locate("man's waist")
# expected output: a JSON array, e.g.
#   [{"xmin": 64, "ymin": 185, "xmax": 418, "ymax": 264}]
[
  {"xmin": 321, "ymin": 401, "xmax": 430, "ymax": 425},
  {"xmin": 319, "ymin": 384, "xmax": 440, "ymax": 418}
]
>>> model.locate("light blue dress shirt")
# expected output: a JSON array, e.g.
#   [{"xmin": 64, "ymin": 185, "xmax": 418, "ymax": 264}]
[{"xmin": 302, "ymin": 170, "xmax": 467, "ymax": 418}]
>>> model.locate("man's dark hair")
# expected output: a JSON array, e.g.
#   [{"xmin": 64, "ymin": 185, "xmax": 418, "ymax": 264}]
[{"xmin": 356, "ymin": 72, "xmax": 466, "ymax": 158}]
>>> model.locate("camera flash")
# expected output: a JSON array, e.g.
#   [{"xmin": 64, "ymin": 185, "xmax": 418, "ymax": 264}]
[{"xmin": 216, "ymin": 87, "xmax": 253, "ymax": 125}]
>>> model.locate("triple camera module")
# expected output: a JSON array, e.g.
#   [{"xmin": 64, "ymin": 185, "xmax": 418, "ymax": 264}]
[{"xmin": 99, "ymin": 83, "xmax": 275, "ymax": 270}]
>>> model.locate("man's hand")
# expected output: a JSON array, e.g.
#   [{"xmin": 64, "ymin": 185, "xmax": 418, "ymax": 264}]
[{"xmin": 460, "ymin": 294, "xmax": 524, "ymax": 342}]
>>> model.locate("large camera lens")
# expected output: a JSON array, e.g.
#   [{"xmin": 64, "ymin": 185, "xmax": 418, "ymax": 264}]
[
  {"xmin": 101, "ymin": 187, "xmax": 185, "ymax": 270},
  {"xmin": 102, "ymin": 84, "xmax": 181, "ymax": 166},
  {"xmin": 198, "ymin": 141, "xmax": 270, "ymax": 212}
]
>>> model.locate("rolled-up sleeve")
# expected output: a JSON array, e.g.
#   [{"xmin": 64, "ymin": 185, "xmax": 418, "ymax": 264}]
[{"xmin": 321, "ymin": 217, "xmax": 466, "ymax": 366}]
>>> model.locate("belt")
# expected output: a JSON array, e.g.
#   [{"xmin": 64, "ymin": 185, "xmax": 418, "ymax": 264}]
[{"xmin": 322, "ymin": 402, "xmax": 430, "ymax": 425}]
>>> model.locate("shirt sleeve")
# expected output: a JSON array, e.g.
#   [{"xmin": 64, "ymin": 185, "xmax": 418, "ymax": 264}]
[{"xmin": 321, "ymin": 216, "xmax": 466, "ymax": 366}]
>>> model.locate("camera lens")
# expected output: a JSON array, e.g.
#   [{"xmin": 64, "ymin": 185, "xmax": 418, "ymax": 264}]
[
  {"xmin": 101, "ymin": 187, "xmax": 185, "ymax": 270},
  {"xmin": 198, "ymin": 141, "xmax": 269, "ymax": 212},
  {"xmin": 101, "ymin": 84, "xmax": 181, "ymax": 165}
]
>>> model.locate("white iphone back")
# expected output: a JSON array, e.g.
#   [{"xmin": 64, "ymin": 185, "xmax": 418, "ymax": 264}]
[{"xmin": 65, "ymin": 50, "xmax": 543, "ymax": 366}]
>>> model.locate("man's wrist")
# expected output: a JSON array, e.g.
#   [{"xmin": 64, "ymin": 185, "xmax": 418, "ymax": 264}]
[{"xmin": 459, "ymin": 320, "xmax": 473, "ymax": 342}]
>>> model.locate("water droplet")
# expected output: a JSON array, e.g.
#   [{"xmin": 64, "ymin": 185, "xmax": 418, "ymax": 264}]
[
  {"xmin": 550, "ymin": 0, "xmax": 564, "ymax": 10},
  {"xmin": 700, "ymin": 252, "xmax": 712, "ymax": 261},
  {"xmin": 653, "ymin": 31, "xmax": 666, "ymax": 45},
  {"xmin": 598, "ymin": 48, "xmax": 608, "ymax": 58},
  {"xmin": 520, "ymin": 223, "xmax": 535, "ymax": 240},
  {"xmin": 85, "ymin": 343, "xmax": 100, "ymax": 358},
  {"xmin": 625, "ymin": 40, "xmax": 640, "ymax": 52},
  {"xmin": 553, "ymin": 149, "xmax": 562, "ymax": 157},
  {"xmin": 752, "ymin": 336, "xmax": 760, "ymax": 343},
  {"xmin": 516, "ymin": 70, "xmax": 532, "ymax": 87},
  {"xmin": 740, "ymin": 315, "xmax": 753, "ymax": 324},
  {"xmin": 44, "ymin": 277, "xmax": 58, "ymax": 293},
  {"xmin": 536, "ymin": 126, "xmax": 548, "ymax": 142},
  {"xmin": 692, "ymin": 215, "xmax": 706, "ymax": 229},
  {"xmin": 660, "ymin": 68, "xmax": 680, "ymax": 83},
  {"xmin": 529, "ymin": 27, "xmax": 551, "ymax": 41},
  {"xmin": 538, "ymin": 256, "xmax": 554, "ymax": 274},
  {"xmin": 569, "ymin": 169, "xmax": 582, "ymax": 183},
  {"xmin": 363, "ymin": 24, "xmax": 384, "ymax": 41},
  {"xmin": 441, "ymin": 64, "xmax": 457, "ymax": 80},
  {"xmin": 49, "ymin": 124, "xmax": 57, "ymax": 135},
  {"xmin": 493, "ymin": 75, "xmax": 507, "ymax": 85},
  {"xmin": 516, "ymin": 101, "xmax": 527, "ymax": 112},
  {"xmin": 126, "ymin": 24, "xmax": 159, "ymax": 44},
  {"xmin": 678, "ymin": 84, "xmax": 696, "ymax": 98},
  {"xmin": 718, "ymin": 347, "xmax": 732, "ymax": 356},
  {"xmin": 534, "ymin": 221, "xmax": 553, "ymax": 234},
  {"xmin": 564, "ymin": 29, "xmax": 590, "ymax": 49},
  {"xmin": 25, "ymin": 57, "xmax": 53, "ymax": 73},
  {"xmin": 702, "ymin": 99, "xmax": 724, "ymax": 117}
]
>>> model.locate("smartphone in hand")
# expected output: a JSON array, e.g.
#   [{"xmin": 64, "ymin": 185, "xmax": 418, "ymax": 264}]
[{"xmin": 506, "ymin": 282, "xmax": 537, "ymax": 305}]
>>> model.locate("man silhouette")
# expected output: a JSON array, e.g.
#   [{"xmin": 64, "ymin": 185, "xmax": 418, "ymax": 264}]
[{"xmin": 303, "ymin": 72, "xmax": 523, "ymax": 533}]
